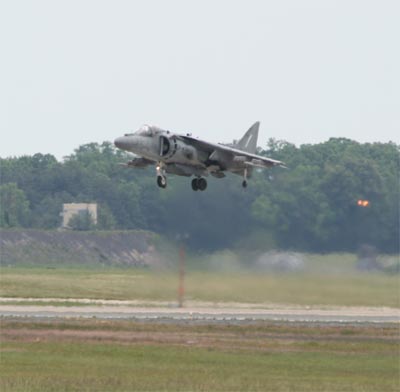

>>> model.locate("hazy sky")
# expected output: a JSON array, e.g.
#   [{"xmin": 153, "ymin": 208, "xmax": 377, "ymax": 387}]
[{"xmin": 1, "ymin": 0, "xmax": 399, "ymax": 159}]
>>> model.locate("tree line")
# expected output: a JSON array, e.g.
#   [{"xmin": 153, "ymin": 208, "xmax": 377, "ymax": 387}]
[{"xmin": 1, "ymin": 138, "xmax": 398, "ymax": 253}]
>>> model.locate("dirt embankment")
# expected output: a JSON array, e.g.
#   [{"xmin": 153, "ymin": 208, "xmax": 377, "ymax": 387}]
[{"xmin": 0, "ymin": 230, "xmax": 162, "ymax": 266}]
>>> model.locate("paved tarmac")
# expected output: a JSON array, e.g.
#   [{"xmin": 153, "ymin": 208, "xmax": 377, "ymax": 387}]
[{"xmin": 1, "ymin": 302, "xmax": 399, "ymax": 324}]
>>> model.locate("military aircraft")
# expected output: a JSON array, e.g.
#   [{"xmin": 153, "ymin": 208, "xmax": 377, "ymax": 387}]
[{"xmin": 114, "ymin": 122, "xmax": 284, "ymax": 191}]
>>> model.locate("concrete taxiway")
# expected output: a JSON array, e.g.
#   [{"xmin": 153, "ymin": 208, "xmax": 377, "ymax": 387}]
[{"xmin": 0, "ymin": 299, "xmax": 398, "ymax": 324}]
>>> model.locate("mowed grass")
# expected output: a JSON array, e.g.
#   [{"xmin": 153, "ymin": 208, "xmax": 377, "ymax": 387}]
[
  {"xmin": 1, "ymin": 319, "xmax": 399, "ymax": 392},
  {"xmin": 1, "ymin": 262, "xmax": 399, "ymax": 307}
]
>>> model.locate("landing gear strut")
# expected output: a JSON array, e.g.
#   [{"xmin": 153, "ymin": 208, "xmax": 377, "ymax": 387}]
[{"xmin": 191, "ymin": 177, "xmax": 207, "ymax": 191}]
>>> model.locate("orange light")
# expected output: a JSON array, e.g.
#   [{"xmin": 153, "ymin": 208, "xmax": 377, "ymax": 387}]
[{"xmin": 357, "ymin": 199, "xmax": 370, "ymax": 207}]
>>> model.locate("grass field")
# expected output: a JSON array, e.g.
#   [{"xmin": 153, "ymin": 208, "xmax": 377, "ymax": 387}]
[
  {"xmin": 1, "ymin": 262, "xmax": 399, "ymax": 307},
  {"xmin": 1, "ymin": 256, "xmax": 399, "ymax": 391},
  {"xmin": 1, "ymin": 319, "xmax": 399, "ymax": 392}
]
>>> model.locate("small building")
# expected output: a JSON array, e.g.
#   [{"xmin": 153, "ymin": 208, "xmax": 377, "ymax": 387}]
[{"xmin": 61, "ymin": 203, "xmax": 97, "ymax": 228}]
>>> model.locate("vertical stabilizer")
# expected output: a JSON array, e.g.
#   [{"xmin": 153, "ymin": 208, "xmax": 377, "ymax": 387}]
[{"xmin": 237, "ymin": 121, "xmax": 260, "ymax": 153}]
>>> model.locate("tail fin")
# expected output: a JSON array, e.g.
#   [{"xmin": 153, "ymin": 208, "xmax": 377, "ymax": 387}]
[{"xmin": 237, "ymin": 121, "xmax": 260, "ymax": 153}]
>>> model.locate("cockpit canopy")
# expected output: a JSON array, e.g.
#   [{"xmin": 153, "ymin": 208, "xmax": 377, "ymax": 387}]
[
  {"xmin": 124, "ymin": 125, "xmax": 162, "ymax": 137},
  {"xmin": 135, "ymin": 124, "xmax": 153, "ymax": 136}
]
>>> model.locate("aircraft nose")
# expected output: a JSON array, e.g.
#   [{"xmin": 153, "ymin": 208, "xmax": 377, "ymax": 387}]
[{"xmin": 114, "ymin": 136, "xmax": 128, "ymax": 150}]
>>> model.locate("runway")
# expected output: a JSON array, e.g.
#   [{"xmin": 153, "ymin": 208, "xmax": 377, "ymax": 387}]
[{"xmin": 1, "ymin": 299, "xmax": 399, "ymax": 324}]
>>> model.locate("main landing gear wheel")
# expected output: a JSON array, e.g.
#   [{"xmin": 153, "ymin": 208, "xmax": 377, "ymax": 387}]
[
  {"xmin": 157, "ymin": 175, "xmax": 167, "ymax": 189},
  {"xmin": 198, "ymin": 177, "xmax": 207, "ymax": 191},
  {"xmin": 242, "ymin": 180, "xmax": 247, "ymax": 188},
  {"xmin": 191, "ymin": 177, "xmax": 207, "ymax": 191}
]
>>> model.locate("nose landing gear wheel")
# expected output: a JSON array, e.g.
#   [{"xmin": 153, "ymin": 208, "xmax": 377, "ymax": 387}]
[
  {"xmin": 157, "ymin": 175, "xmax": 167, "ymax": 188},
  {"xmin": 242, "ymin": 180, "xmax": 247, "ymax": 188}
]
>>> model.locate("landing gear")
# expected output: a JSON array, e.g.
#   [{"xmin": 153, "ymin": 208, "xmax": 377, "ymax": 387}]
[
  {"xmin": 242, "ymin": 168, "xmax": 248, "ymax": 188},
  {"xmin": 156, "ymin": 163, "xmax": 167, "ymax": 189},
  {"xmin": 157, "ymin": 175, "xmax": 167, "ymax": 188},
  {"xmin": 191, "ymin": 177, "xmax": 207, "ymax": 191},
  {"xmin": 198, "ymin": 178, "xmax": 207, "ymax": 191}
]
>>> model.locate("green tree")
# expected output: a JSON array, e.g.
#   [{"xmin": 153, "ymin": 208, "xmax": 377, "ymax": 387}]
[
  {"xmin": 68, "ymin": 210, "xmax": 96, "ymax": 231},
  {"xmin": 1, "ymin": 138, "xmax": 398, "ymax": 253},
  {"xmin": 0, "ymin": 183, "xmax": 31, "ymax": 227},
  {"xmin": 97, "ymin": 203, "xmax": 117, "ymax": 230}
]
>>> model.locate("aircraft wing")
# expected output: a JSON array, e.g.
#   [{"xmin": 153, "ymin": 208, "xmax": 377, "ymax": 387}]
[{"xmin": 178, "ymin": 134, "xmax": 285, "ymax": 168}]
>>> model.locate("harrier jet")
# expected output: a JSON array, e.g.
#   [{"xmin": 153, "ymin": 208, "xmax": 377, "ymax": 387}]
[{"xmin": 114, "ymin": 122, "xmax": 284, "ymax": 191}]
